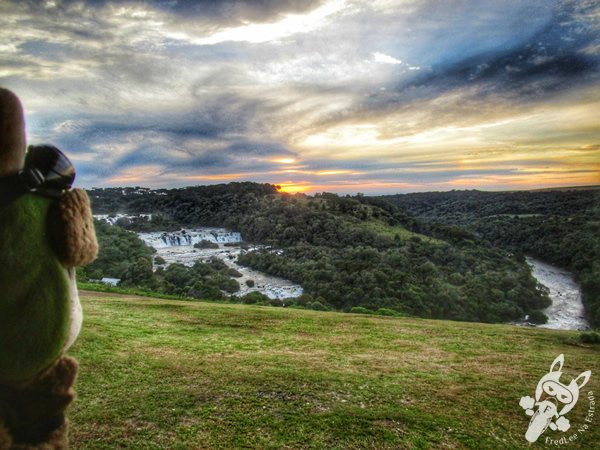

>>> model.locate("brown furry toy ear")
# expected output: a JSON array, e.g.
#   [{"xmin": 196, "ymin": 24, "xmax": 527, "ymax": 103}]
[{"xmin": 0, "ymin": 88, "xmax": 26, "ymax": 177}]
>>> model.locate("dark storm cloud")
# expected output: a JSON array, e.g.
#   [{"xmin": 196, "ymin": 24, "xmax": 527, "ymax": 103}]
[
  {"xmin": 148, "ymin": 0, "xmax": 326, "ymax": 24},
  {"xmin": 17, "ymin": 0, "xmax": 325, "ymax": 26},
  {"xmin": 407, "ymin": 28, "xmax": 597, "ymax": 100},
  {"xmin": 364, "ymin": 0, "xmax": 600, "ymax": 113}
]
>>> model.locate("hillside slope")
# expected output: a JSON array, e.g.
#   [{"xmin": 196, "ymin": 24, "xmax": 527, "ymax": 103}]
[
  {"xmin": 378, "ymin": 188, "xmax": 600, "ymax": 327},
  {"xmin": 69, "ymin": 292, "xmax": 599, "ymax": 449}
]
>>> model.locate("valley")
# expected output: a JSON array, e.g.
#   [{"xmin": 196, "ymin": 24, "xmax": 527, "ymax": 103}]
[
  {"xmin": 87, "ymin": 183, "xmax": 598, "ymax": 327},
  {"xmin": 103, "ymin": 221, "xmax": 591, "ymax": 331}
]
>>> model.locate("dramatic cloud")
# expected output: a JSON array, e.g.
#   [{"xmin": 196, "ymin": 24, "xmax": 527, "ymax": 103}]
[{"xmin": 0, "ymin": 0, "xmax": 598, "ymax": 193}]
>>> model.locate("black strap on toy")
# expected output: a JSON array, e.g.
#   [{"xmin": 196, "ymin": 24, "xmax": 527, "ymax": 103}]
[{"xmin": 0, "ymin": 145, "xmax": 75, "ymax": 212}]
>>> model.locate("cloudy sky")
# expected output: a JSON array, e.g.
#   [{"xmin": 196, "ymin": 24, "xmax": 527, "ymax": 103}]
[{"xmin": 1, "ymin": 0, "xmax": 598, "ymax": 194}]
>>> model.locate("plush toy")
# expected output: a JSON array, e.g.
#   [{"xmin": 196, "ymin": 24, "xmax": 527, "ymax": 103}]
[{"xmin": 0, "ymin": 88, "xmax": 98, "ymax": 449}]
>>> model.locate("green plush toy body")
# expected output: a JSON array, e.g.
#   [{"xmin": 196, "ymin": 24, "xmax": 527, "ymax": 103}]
[
  {"xmin": 0, "ymin": 88, "xmax": 97, "ymax": 449},
  {"xmin": 0, "ymin": 194, "xmax": 72, "ymax": 383}
]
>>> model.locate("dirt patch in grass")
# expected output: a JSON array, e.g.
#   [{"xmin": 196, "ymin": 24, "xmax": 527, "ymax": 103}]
[{"xmin": 142, "ymin": 346, "xmax": 180, "ymax": 358}]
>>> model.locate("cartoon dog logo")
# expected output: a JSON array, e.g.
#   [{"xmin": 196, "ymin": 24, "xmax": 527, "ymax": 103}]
[{"xmin": 519, "ymin": 354, "xmax": 591, "ymax": 443}]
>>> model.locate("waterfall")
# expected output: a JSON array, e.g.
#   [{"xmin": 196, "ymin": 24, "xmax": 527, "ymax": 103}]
[{"xmin": 139, "ymin": 228, "xmax": 242, "ymax": 248}]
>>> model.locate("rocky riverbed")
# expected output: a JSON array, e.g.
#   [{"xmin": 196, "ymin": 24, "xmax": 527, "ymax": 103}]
[
  {"xmin": 137, "ymin": 229, "xmax": 303, "ymax": 300},
  {"xmin": 526, "ymin": 257, "xmax": 589, "ymax": 331}
]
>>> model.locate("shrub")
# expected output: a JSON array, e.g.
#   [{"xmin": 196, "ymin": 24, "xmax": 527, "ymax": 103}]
[
  {"xmin": 375, "ymin": 308, "xmax": 401, "ymax": 317},
  {"xmin": 296, "ymin": 294, "xmax": 313, "ymax": 306},
  {"xmin": 154, "ymin": 256, "xmax": 166, "ymax": 265},
  {"xmin": 309, "ymin": 301, "xmax": 327, "ymax": 311},
  {"xmin": 88, "ymin": 269, "xmax": 103, "ymax": 280},
  {"xmin": 350, "ymin": 306, "xmax": 373, "ymax": 315},
  {"xmin": 241, "ymin": 291, "xmax": 269, "ymax": 304},
  {"xmin": 228, "ymin": 268, "xmax": 243, "ymax": 278},
  {"xmin": 580, "ymin": 331, "xmax": 600, "ymax": 344},
  {"xmin": 528, "ymin": 310, "xmax": 548, "ymax": 324},
  {"xmin": 188, "ymin": 283, "xmax": 224, "ymax": 300},
  {"xmin": 217, "ymin": 276, "xmax": 240, "ymax": 294},
  {"xmin": 209, "ymin": 257, "xmax": 228, "ymax": 270},
  {"xmin": 269, "ymin": 298, "xmax": 284, "ymax": 307},
  {"xmin": 194, "ymin": 239, "xmax": 219, "ymax": 249}
]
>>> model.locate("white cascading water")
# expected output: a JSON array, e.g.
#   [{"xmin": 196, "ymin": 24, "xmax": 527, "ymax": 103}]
[{"xmin": 138, "ymin": 229, "xmax": 242, "ymax": 248}]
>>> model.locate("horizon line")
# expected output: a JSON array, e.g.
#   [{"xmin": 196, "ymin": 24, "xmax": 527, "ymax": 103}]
[{"xmin": 85, "ymin": 182, "xmax": 600, "ymax": 197}]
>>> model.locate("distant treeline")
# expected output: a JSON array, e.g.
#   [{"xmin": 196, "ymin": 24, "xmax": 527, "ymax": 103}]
[
  {"xmin": 379, "ymin": 188, "xmax": 600, "ymax": 327},
  {"xmin": 379, "ymin": 188, "xmax": 599, "ymax": 224},
  {"xmin": 87, "ymin": 183, "xmax": 550, "ymax": 324}
]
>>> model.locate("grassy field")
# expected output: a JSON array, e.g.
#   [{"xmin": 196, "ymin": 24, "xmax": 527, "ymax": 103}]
[
  {"xmin": 69, "ymin": 291, "xmax": 599, "ymax": 449},
  {"xmin": 363, "ymin": 221, "xmax": 440, "ymax": 244}
]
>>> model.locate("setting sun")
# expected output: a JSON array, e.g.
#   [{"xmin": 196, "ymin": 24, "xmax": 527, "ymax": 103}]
[
  {"xmin": 275, "ymin": 183, "xmax": 313, "ymax": 194},
  {"xmin": 272, "ymin": 158, "xmax": 297, "ymax": 165}
]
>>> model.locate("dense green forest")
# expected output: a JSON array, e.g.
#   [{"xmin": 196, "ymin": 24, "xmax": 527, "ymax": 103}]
[
  {"xmin": 83, "ymin": 219, "xmax": 156, "ymax": 280},
  {"xmin": 379, "ymin": 188, "xmax": 598, "ymax": 224},
  {"xmin": 379, "ymin": 188, "xmax": 600, "ymax": 327},
  {"xmin": 87, "ymin": 183, "xmax": 551, "ymax": 324}
]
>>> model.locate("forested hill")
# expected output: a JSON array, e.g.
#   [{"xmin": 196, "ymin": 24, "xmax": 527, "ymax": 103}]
[
  {"xmin": 90, "ymin": 183, "xmax": 279, "ymax": 229},
  {"xmin": 377, "ymin": 187, "xmax": 600, "ymax": 328},
  {"xmin": 378, "ymin": 187, "xmax": 600, "ymax": 225},
  {"xmin": 87, "ymin": 183, "xmax": 550, "ymax": 324}
]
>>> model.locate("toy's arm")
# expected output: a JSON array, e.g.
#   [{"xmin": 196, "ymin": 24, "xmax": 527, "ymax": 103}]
[{"xmin": 50, "ymin": 188, "xmax": 98, "ymax": 267}]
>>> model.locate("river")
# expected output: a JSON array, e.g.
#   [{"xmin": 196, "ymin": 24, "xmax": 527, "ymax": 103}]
[
  {"xmin": 137, "ymin": 229, "xmax": 304, "ymax": 300},
  {"xmin": 526, "ymin": 257, "xmax": 589, "ymax": 331},
  {"xmin": 93, "ymin": 215, "xmax": 305, "ymax": 300}
]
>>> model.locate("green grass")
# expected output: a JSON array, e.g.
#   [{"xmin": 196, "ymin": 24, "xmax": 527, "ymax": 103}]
[
  {"xmin": 364, "ymin": 221, "xmax": 440, "ymax": 244},
  {"xmin": 69, "ymin": 291, "xmax": 600, "ymax": 449},
  {"xmin": 78, "ymin": 281, "xmax": 203, "ymax": 302}
]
